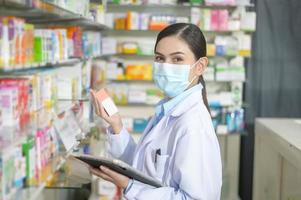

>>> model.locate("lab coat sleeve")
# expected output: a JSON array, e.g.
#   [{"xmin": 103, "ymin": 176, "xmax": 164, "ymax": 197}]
[
  {"xmin": 124, "ymin": 126, "xmax": 222, "ymax": 200},
  {"xmin": 106, "ymin": 127, "xmax": 137, "ymax": 165}
]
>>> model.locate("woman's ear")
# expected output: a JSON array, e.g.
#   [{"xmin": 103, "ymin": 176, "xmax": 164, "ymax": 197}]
[{"xmin": 195, "ymin": 57, "xmax": 208, "ymax": 75}]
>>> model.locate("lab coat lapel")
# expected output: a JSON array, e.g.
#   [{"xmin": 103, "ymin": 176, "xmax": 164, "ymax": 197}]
[
  {"xmin": 136, "ymin": 85, "xmax": 203, "ymax": 155},
  {"xmin": 135, "ymin": 116, "xmax": 156, "ymax": 148}
]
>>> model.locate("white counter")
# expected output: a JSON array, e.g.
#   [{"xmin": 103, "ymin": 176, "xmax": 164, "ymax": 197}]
[{"xmin": 253, "ymin": 118, "xmax": 301, "ymax": 200}]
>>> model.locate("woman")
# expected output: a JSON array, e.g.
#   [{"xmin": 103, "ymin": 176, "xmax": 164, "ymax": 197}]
[{"xmin": 90, "ymin": 23, "xmax": 222, "ymax": 200}]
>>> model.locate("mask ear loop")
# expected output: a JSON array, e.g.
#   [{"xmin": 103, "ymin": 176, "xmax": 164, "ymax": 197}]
[{"xmin": 187, "ymin": 58, "xmax": 202, "ymax": 86}]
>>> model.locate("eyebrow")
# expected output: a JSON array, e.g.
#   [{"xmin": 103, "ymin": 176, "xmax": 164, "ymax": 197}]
[{"xmin": 155, "ymin": 51, "xmax": 185, "ymax": 56}]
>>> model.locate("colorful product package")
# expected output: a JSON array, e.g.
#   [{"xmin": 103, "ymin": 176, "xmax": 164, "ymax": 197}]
[
  {"xmin": 0, "ymin": 85, "xmax": 19, "ymax": 128},
  {"xmin": 125, "ymin": 64, "xmax": 152, "ymax": 80},
  {"xmin": 22, "ymin": 136, "xmax": 36, "ymax": 185},
  {"xmin": 0, "ymin": 17, "xmax": 4, "ymax": 68},
  {"xmin": 96, "ymin": 89, "xmax": 118, "ymax": 117},
  {"xmin": 0, "ymin": 78, "xmax": 30, "ymax": 131},
  {"xmin": 33, "ymin": 29, "xmax": 43, "ymax": 64}
]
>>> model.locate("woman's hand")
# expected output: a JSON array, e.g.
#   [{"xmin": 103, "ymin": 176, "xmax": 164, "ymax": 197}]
[
  {"xmin": 90, "ymin": 90, "xmax": 123, "ymax": 134},
  {"xmin": 90, "ymin": 166, "xmax": 129, "ymax": 189}
]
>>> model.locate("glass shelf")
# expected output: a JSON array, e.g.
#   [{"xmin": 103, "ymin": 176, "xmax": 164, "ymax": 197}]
[
  {"xmin": 106, "ymin": 3, "xmax": 254, "ymax": 12},
  {"xmin": 103, "ymin": 29, "xmax": 253, "ymax": 37},
  {"xmin": 0, "ymin": 0, "xmax": 108, "ymax": 30},
  {"xmin": 0, "ymin": 58, "xmax": 82, "ymax": 75}
]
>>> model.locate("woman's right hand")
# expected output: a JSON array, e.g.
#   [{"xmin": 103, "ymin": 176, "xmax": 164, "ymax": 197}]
[{"xmin": 90, "ymin": 90, "xmax": 123, "ymax": 134}]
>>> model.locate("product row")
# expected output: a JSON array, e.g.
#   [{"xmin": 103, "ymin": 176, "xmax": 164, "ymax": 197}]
[
  {"xmin": 90, "ymin": 57, "xmax": 245, "ymax": 83},
  {"xmin": 105, "ymin": 62, "xmax": 153, "ymax": 81},
  {"xmin": 97, "ymin": 82, "xmax": 243, "ymax": 107},
  {"xmin": 105, "ymin": 84, "xmax": 163, "ymax": 105},
  {"xmin": 0, "ymin": 90, "xmax": 89, "ymax": 200},
  {"xmin": 108, "ymin": 0, "xmax": 252, "ymax": 6},
  {"xmin": 0, "ymin": 123, "xmax": 62, "ymax": 199},
  {"xmin": 0, "ymin": 61, "xmax": 92, "ymax": 132},
  {"xmin": 0, "ymin": 103, "xmax": 89, "ymax": 200},
  {"xmin": 104, "ymin": 7, "xmax": 255, "ymax": 31},
  {"xmin": 191, "ymin": 7, "xmax": 256, "ymax": 31},
  {"xmin": 204, "ymin": 57, "xmax": 245, "ymax": 81},
  {"xmin": 211, "ymin": 106, "xmax": 245, "ymax": 134},
  {"xmin": 0, "ymin": 17, "xmax": 102, "ymax": 70},
  {"xmin": 101, "ymin": 34, "xmax": 251, "ymax": 57},
  {"xmin": 119, "ymin": 106, "xmax": 245, "ymax": 135},
  {"xmin": 42, "ymin": 0, "xmax": 93, "ymax": 19}
]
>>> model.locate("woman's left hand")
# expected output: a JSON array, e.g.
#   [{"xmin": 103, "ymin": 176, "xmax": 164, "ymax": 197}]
[{"xmin": 90, "ymin": 166, "xmax": 129, "ymax": 189}]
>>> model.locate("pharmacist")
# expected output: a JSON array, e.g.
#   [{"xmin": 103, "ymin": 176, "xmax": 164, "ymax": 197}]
[{"xmin": 90, "ymin": 23, "xmax": 222, "ymax": 200}]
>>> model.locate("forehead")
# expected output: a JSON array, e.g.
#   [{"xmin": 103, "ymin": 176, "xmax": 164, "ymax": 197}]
[{"xmin": 155, "ymin": 36, "xmax": 193, "ymax": 55}]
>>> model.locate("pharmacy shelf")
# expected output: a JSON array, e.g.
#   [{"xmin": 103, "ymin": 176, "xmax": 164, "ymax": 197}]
[
  {"xmin": 10, "ymin": 118, "xmax": 90, "ymax": 200},
  {"xmin": 107, "ymin": 3, "xmax": 191, "ymax": 17},
  {"xmin": 107, "ymin": 3, "xmax": 255, "ymax": 12},
  {"xmin": 99, "ymin": 53, "xmax": 246, "ymax": 60},
  {"xmin": 0, "ymin": 58, "xmax": 82, "ymax": 75},
  {"xmin": 104, "ymin": 29, "xmax": 254, "ymax": 37},
  {"xmin": 11, "ymin": 156, "xmax": 67, "ymax": 200},
  {"xmin": 0, "ymin": 0, "xmax": 108, "ymax": 30}
]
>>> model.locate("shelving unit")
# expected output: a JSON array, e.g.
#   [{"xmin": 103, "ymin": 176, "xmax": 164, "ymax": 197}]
[
  {"xmin": 0, "ymin": 0, "xmax": 255, "ymax": 199},
  {"xmin": 0, "ymin": 58, "xmax": 81, "ymax": 74},
  {"xmin": 0, "ymin": 0, "xmax": 108, "ymax": 30},
  {"xmin": 100, "ymin": 1, "xmax": 254, "ymax": 133},
  {"xmin": 0, "ymin": 0, "xmax": 106, "ymax": 199},
  {"xmin": 93, "ymin": 3, "xmax": 256, "ymax": 199},
  {"xmin": 106, "ymin": 3, "xmax": 255, "ymax": 10}
]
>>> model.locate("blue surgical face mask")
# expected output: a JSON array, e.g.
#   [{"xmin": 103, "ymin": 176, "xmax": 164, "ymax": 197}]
[{"xmin": 153, "ymin": 61, "xmax": 198, "ymax": 98}]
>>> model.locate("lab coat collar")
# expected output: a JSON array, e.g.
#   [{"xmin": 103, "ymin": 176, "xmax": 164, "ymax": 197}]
[{"xmin": 169, "ymin": 83, "xmax": 203, "ymax": 118}]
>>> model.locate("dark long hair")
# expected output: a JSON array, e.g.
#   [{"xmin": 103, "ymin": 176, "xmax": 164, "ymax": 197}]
[{"xmin": 154, "ymin": 23, "xmax": 210, "ymax": 113}]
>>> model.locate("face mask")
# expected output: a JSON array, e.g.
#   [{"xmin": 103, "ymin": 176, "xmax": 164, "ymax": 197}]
[{"xmin": 153, "ymin": 61, "xmax": 198, "ymax": 98}]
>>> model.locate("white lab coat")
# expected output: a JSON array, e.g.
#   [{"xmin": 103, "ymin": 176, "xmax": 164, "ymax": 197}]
[{"xmin": 106, "ymin": 85, "xmax": 222, "ymax": 200}]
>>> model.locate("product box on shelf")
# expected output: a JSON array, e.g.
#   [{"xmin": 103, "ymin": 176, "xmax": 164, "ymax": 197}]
[
  {"xmin": 90, "ymin": 3, "xmax": 106, "ymax": 24},
  {"xmin": 125, "ymin": 64, "xmax": 152, "ymax": 80},
  {"xmin": 56, "ymin": 63, "xmax": 84, "ymax": 100},
  {"xmin": 102, "ymin": 37, "xmax": 117, "ymax": 55},
  {"xmin": 205, "ymin": 0, "xmax": 235, "ymax": 6},
  {"xmin": 67, "ymin": 27, "xmax": 83, "ymax": 58},
  {"xmin": 107, "ymin": 84, "xmax": 128, "ymax": 105},
  {"xmin": 0, "ymin": 84, "xmax": 19, "ymax": 128},
  {"xmin": 0, "ymin": 17, "xmax": 26, "ymax": 69},
  {"xmin": 22, "ymin": 136, "xmax": 36, "ymax": 185},
  {"xmin": 0, "ymin": 78, "xmax": 30, "ymax": 131},
  {"xmin": 0, "ymin": 17, "xmax": 3, "ymax": 68},
  {"xmin": 0, "ymin": 145, "xmax": 26, "ymax": 200}
]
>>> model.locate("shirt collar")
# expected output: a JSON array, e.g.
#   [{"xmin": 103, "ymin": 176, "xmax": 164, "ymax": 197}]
[{"xmin": 155, "ymin": 84, "xmax": 203, "ymax": 118}]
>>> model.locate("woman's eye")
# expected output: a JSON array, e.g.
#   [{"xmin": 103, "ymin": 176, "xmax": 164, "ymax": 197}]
[
  {"xmin": 155, "ymin": 56, "xmax": 164, "ymax": 62},
  {"xmin": 173, "ymin": 57, "xmax": 184, "ymax": 63}
]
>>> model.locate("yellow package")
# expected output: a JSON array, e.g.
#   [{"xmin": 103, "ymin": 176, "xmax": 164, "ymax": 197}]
[
  {"xmin": 126, "ymin": 64, "xmax": 152, "ymax": 80},
  {"xmin": 207, "ymin": 44, "xmax": 216, "ymax": 56}
]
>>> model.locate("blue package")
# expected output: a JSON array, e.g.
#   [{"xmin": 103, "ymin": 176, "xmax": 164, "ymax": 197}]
[
  {"xmin": 226, "ymin": 111, "xmax": 236, "ymax": 133},
  {"xmin": 133, "ymin": 119, "xmax": 148, "ymax": 133}
]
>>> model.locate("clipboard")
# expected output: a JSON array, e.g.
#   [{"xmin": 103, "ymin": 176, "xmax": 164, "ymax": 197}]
[{"xmin": 73, "ymin": 154, "xmax": 163, "ymax": 188}]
